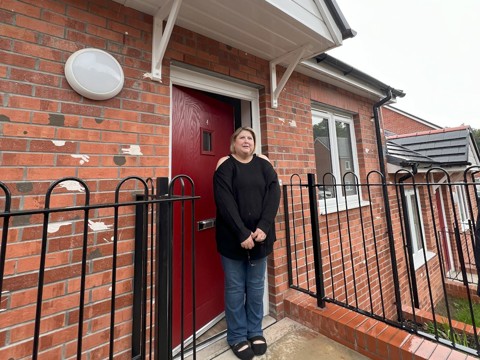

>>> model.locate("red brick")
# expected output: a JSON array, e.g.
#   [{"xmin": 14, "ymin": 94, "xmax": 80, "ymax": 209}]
[
  {"xmin": 0, "ymin": 0, "xmax": 41, "ymax": 18},
  {"xmin": 26, "ymin": 167, "xmax": 76, "ymax": 180},
  {"xmin": 0, "ymin": 339, "xmax": 34, "ymax": 359},
  {"xmin": 65, "ymin": 28, "xmax": 107, "ymax": 48},
  {"xmin": 0, "ymin": 50, "xmax": 37, "ymax": 68},
  {"xmin": 14, "ymin": 40, "xmax": 64, "ymax": 61},
  {"xmin": 66, "ymin": 6, "xmax": 106, "ymax": 27},
  {"xmin": 446, "ymin": 350, "xmax": 468, "ymax": 360},
  {"xmin": 16, "ymin": 15, "xmax": 65, "ymax": 37},
  {"xmin": 2, "ymin": 153, "xmax": 55, "ymax": 166},
  {"xmin": 10, "ymin": 67, "xmax": 62, "ymax": 87},
  {"xmin": 8, "ymin": 96, "xmax": 58, "ymax": 113}
]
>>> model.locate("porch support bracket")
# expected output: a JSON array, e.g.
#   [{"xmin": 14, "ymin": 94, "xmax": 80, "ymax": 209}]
[
  {"xmin": 151, "ymin": 0, "xmax": 183, "ymax": 82},
  {"xmin": 270, "ymin": 46, "xmax": 308, "ymax": 108}
]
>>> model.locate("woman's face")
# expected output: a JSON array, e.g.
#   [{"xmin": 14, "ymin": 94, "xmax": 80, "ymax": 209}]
[{"xmin": 233, "ymin": 130, "xmax": 255, "ymax": 156}]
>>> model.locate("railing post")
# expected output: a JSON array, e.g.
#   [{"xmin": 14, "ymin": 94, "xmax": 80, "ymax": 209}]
[
  {"xmin": 156, "ymin": 177, "xmax": 172, "ymax": 360},
  {"xmin": 133, "ymin": 194, "xmax": 147, "ymax": 359},
  {"xmin": 382, "ymin": 177, "xmax": 404, "ymax": 322},
  {"xmin": 307, "ymin": 173, "xmax": 325, "ymax": 308},
  {"xmin": 398, "ymin": 184, "xmax": 420, "ymax": 308},
  {"xmin": 283, "ymin": 184, "xmax": 293, "ymax": 286}
]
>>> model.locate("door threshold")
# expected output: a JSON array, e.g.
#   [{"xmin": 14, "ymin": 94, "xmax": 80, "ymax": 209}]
[{"xmin": 179, "ymin": 315, "xmax": 276, "ymax": 359}]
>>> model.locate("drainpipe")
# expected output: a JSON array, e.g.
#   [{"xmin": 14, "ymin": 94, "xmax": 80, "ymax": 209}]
[
  {"xmin": 397, "ymin": 164, "xmax": 420, "ymax": 308},
  {"xmin": 372, "ymin": 89, "xmax": 404, "ymax": 322},
  {"xmin": 373, "ymin": 88, "xmax": 391, "ymax": 177}
]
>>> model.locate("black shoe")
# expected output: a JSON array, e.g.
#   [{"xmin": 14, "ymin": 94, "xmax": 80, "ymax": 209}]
[
  {"xmin": 230, "ymin": 340, "xmax": 254, "ymax": 360},
  {"xmin": 248, "ymin": 335, "xmax": 267, "ymax": 356}
]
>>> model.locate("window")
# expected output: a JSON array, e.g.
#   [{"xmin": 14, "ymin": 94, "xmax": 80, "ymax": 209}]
[
  {"xmin": 201, "ymin": 128, "xmax": 214, "ymax": 155},
  {"xmin": 312, "ymin": 109, "xmax": 361, "ymax": 213},
  {"xmin": 453, "ymin": 185, "xmax": 470, "ymax": 230},
  {"xmin": 405, "ymin": 189, "xmax": 435, "ymax": 269}
]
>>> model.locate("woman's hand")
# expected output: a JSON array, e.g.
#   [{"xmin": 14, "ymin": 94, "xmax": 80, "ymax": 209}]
[
  {"xmin": 252, "ymin": 228, "xmax": 266, "ymax": 242},
  {"xmin": 241, "ymin": 235, "xmax": 255, "ymax": 249}
]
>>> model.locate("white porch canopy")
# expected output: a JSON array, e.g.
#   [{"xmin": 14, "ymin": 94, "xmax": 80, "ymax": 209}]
[{"xmin": 112, "ymin": 0, "xmax": 352, "ymax": 107}]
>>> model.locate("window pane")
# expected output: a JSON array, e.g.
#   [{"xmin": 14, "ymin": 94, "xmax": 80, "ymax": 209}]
[
  {"xmin": 455, "ymin": 185, "xmax": 469, "ymax": 223},
  {"xmin": 409, "ymin": 193, "xmax": 424, "ymax": 252},
  {"xmin": 202, "ymin": 131, "xmax": 212, "ymax": 152},
  {"xmin": 313, "ymin": 116, "xmax": 335, "ymax": 198},
  {"xmin": 335, "ymin": 120, "xmax": 357, "ymax": 196}
]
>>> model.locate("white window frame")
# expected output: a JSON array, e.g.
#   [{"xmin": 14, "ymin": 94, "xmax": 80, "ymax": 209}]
[
  {"xmin": 405, "ymin": 189, "xmax": 435, "ymax": 269},
  {"xmin": 312, "ymin": 109, "xmax": 366, "ymax": 214},
  {"xmin": 453, "ymin": 185, "xmax": 470, "ymax": 231}
]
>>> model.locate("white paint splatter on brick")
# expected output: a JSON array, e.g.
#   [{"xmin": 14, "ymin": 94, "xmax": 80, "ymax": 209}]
[
  {"xmin": 102, "ymin": 236, "xmax": 114, "ymax": 243},
  {"xmin": 121, "ymin": 145, "xmax": 143, "ymax": 156},
  {"xmin": 52, "ymin": 140, "xmax": 66, "ymax": 146},
  {"xmin": 289, "ymin": 120, "xmax": 297, "ymax": 127},
  {"xmin": 88, "ymin": 220, "xmax": 112, "ymax": 232},
  {"xmin": 48, "ymin": 221, "xmax": 72, "ymax": 233},
  {"xmin": 59, "ymin": 181, "xmax": 85, "ymax": 193},
  {"xmin": 71, "ymin": 154, "xmax": 90, "ymax": 165}
]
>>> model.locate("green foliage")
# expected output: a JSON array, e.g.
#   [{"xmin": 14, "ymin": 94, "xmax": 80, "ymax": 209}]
[
  {"xmin": 449, "ymin": 297, "xmax": 480, "ymax": 326},
  {"xmin": 472, "ymin": 128, "xmax": 480, "ymax": 151},
  {"xmin": 424, "ymin": 321, "xmax": 470, "ymax": 347},
  {"xmin": 428, "ymin": 296, "xmax": 480, "ymax": 350}
]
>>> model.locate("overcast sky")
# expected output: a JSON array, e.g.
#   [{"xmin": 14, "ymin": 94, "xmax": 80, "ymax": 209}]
[{"xmin": 328, "ymin": 0, "xmax": 480, "ymax": 129}]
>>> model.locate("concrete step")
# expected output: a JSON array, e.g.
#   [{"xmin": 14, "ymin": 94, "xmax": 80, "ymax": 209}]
[{"xmin": 188, "ymin": 317, "xmax": 370, "ymax": 360}]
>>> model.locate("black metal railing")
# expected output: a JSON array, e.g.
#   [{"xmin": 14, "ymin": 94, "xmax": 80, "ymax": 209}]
[
  {"xmin": 0, "ymin": 176, "xmax": 198, "ymax": 360},
  {"xmin": 441, "ymin": 229, "xmax": 478, "ymax": 285},
  {"xmin": 283, "ymin": 167, "xmax": 480, "ymax": 356}
]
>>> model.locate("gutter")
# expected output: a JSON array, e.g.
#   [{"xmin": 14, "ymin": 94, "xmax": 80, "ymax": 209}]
[
  {"xmin": 323, "ymin": 0, "xmax": 357, "ymax": 40},
  {"xmin": 373, "ymin": 88, "xmax": 393, "ymax": 176},
  {"xmin": 315, "ymin": 53, "xmax": 405, "ymax": 99}
]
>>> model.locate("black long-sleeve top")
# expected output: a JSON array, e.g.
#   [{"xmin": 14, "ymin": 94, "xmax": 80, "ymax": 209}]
[{"xmin": 213, "ymin": 154, "xmax": 281, "ymax": 260}]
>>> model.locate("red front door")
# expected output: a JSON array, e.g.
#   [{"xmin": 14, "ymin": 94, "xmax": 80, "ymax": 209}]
[{"xmin": 171, "ymin": 85, "xmax": 234, "ymax": 346}]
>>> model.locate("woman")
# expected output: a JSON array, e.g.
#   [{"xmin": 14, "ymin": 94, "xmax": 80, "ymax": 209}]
[{"xmin": 213, "ymin": 127, "xmax": 281, "ymax": 360}]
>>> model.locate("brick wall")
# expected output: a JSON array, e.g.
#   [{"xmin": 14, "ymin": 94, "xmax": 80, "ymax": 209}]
[
  {"xmin": 1, "ymin": 1, "xmax": 162, "ymax": 358},
  {"xmin": 382, "ymin": 107, "xmax": 437, "ymax": 134}
]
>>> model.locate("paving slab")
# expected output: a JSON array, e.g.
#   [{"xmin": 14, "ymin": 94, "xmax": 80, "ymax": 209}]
[{"xmin": 191, "ymin": 317, "xmax": 371, "ymax": 360}]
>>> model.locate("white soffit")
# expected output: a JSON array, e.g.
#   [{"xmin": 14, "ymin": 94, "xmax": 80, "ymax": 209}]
[
  {"xmin": 114, "ymin": 0, "xmax": 341, "ymax": 61},
  {"xmin": 298, "ymin": 59, "xmax": 386, "ymax": 101}
]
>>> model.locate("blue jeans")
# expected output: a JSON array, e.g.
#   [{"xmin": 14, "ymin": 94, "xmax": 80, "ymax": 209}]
[{"xmin": 221, "ymin": 255, "xmax": 267, "ymax": 345}]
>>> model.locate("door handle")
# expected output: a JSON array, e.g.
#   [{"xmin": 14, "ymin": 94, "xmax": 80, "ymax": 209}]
[{"xmin": 197, "ymin": 218, "xmax": 216, "ymax": 231}]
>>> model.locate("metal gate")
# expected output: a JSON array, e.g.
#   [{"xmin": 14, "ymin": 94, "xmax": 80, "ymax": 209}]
[{"xmin": 0, "ymin": 175, "xmax": 198, "ymax": 360}]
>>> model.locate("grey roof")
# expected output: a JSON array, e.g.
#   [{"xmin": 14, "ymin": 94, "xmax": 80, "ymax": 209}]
[
  {"xmin": 386, "ymin": 140, "xmax": 439, "ymax": 167},
  {"xmin": 387, "ymin": 127, "xmax": 474, "ymax": 166}
]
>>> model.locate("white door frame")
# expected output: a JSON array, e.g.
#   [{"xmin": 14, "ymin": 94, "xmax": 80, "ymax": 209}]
[{"xmin": 169, "ymin": 65, "xmax": 268, "ymax": 314}]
